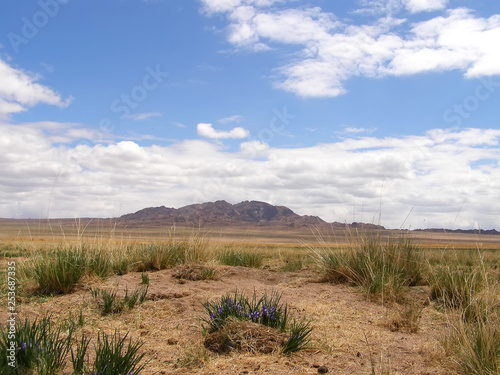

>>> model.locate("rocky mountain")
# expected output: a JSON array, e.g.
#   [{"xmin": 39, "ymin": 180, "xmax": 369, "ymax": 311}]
[{"xmin": 119, "ymin": 200, "xmax": 327, "ymax": 227}]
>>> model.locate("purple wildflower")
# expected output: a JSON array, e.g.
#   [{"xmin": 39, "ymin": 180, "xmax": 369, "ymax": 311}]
[
  {"xmin": 250, "ymin": 310, "xmax": 260, "ymax": 322},
  {"xmin": 269, "ymin": 306, "xmax": 277, "ymax": 320},
  {"xmin": 262, "ymin": 305, "xmax": 268, "ymax": 318}
]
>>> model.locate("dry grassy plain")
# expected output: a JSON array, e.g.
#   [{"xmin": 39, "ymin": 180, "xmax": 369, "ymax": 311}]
[{"xmin": 1, "ymin": 219, "xmax": 499, "ymax": 374}]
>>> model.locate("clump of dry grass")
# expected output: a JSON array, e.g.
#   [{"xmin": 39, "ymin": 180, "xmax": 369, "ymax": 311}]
[
  {"xmin": 19, "ymin": 234, "xmax": 211, "ymax": 296},
  {"xmin": 313, "ymin": 232, "xmax": 427, "ymax": 303},
  {"xmin": 171, "ymin": 264, "xmax": 218, "ymax": 281},
  {"xmin": 388, "ymin": 301, "xmax": 423, "ymax": 333},
  {"xmin": 204, "ymin": 317, "xmax": 287, "ymax": 354},
  {"xmin": 436, "ymin": 250, "xmax": 500, "ymax": 374},
  {"xmin": 217, "ymin": 247, "xmax": 265, "ymax": 268}
]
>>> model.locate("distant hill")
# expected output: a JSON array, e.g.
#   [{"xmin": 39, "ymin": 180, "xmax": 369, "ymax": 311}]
[
  {"xmin": 413, "ymin": 228, "xmax": 499, "ymax": 235},
  {"xmin": 119, "ymin": 200, "xmax": 329, "ymax": 227}
]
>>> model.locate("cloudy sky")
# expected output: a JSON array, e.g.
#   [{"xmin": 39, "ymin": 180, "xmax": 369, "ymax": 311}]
[{"xmin": 1, "ymin": 0, "xmax": 499, "ymax": 229}]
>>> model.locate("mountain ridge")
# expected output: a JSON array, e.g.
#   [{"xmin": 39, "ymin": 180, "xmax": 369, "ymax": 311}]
[{"xmin": 119, "ymin": 200, "xmax": 335, "ymax": 227}]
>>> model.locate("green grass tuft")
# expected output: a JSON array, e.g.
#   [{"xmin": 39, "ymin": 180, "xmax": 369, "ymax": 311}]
[
  {"xmin": 26, "ymin": 246, "xmax": 87, "ymax": 295},
  {"xmin": 92, "ymin": 286, "xmax": 149, "ymax": 315},
  {"xmin": 141, "ymin": 271, "xmax": 150, "ymax": 285},
  {"xmin": 282, "ymin": 319, "xmax": 314, "ymax": 354},
  {"xmin": 91, "ymin": 331, "xmax": 148, "ymax": 375},
  {"xmin": 315, "ymin": 235, "xmax": 426, "ymax": 302},
  {"xmin": 0, "ymin": 316, "xmax": 73, "ymax": 374},
  {"xmin": 218, "ymin": 249, "xmax": 264, "ymax": 268}
]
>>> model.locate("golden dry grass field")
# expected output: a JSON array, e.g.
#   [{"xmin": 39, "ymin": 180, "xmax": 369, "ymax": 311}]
[{"xmin": 1, "ymin": 219, "xmax": 499, "ymax": 374}]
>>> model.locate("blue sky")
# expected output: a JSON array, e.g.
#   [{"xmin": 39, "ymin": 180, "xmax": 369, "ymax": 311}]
[{"xmin": 1, "ymin": 0, "xmax": 499, "ymax": 229}]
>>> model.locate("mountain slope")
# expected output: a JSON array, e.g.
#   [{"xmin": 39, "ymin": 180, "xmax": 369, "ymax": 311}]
[{"xmin": 119, "ymin": 200, "xmax": 326, "ymax": 227}]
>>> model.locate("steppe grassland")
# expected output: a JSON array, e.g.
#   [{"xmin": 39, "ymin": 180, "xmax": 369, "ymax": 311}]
[{"xmin": 0, "ymin": 221, "xmax": 499, "ymax": 374}]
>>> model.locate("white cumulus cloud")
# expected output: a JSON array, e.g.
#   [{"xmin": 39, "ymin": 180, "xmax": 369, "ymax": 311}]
[
  {"xmin": 0, "ymin": 58, "xmax": 72, "ymax": 118},
  {"xmin": 404, "ymin": 0, "xmax": 448, "ymax": 13},
  {"xmin": 197, "ymin": 123, "xmax": 250, "ymax": 139},
  {"xmin": 201, "ymin": 1, "xmax": 500, "ymax": 97},
  {"xmin": 126, "ymin": 112, "xmax": 162, "ymax": 121},
  {"xmin": 1, "ymin": 121, "xmax": 499, "ymax": 230}
]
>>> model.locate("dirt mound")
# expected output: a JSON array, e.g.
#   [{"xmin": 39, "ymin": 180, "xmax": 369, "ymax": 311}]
[
  {"xmin": 204, "ymin": 318, "xmax": 286, "ymax": 354},
  {"xmin": 171, "ymin": 264, "xmax": 217, "ymax": 281}
]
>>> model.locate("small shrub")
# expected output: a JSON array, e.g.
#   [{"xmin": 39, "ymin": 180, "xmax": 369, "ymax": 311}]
[
  {"xmin": 437, "ymin": 250, "xmax": 500, "ymax": 374},
  {"xmin": 112, "ymin": 257, "xmax": 132, "ymax": 276},
  {"xmin": 138, "ymin": 285, "xmax": 149, "ymax": 304},
  {"xmin": 124, "ymin": 285, "xmax": 149, "ymax": 308},
  {"xmin": 62, "ymin": 309, "xmax": 86, "ymax": 331},
  {"xmin": 133, "ymin": 236, "xmax": 209, "ymax": 272},
  {"xmin": 102, "ymin": 289, "xmax": 124, "ymax": 315}
]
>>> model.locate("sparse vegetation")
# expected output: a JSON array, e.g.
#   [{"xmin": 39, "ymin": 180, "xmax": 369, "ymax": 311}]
[
  {"xmin": 91, "ymin": 285, "xmax": 149, "ymax": 315},
  {"xmin": 434, "ymin": 251, "xmax": 500, "ymax": 374},
  {"xmin": 0, "ymin": 317, "xmax": 148, "ymax": 375},
  {"xmin": 430, "ymin": 265, "xmax": 484, "ymax": 310},
  {"xmin": 90, "ymin": 331, "xmax": 148, "ymax": 375},
  {"xmin": 134, "ymin": 242, "xmax": 185, "ymax": 271},
  {"xmin": 141, "ymin": 271, "xmax": 150, "ymax": 285},
  {"xmin": 444, "ymin": 316, "xmax": 500, "ymax": 375},
  {"xmin": 282, "ymin": 318, "xmax": 314, "ymax": 354},
  {"xmin": 0, "ymin": 316, "xmax": 73, "ymax": 374},
  {"xmin": 218, "ymin": 248, "xmax": 264, "ymax": 268},
  {"xmin": 19, "ymin": 237, "xmax": 209, "ymax": 296},
  {"xmin": 388, "ymin": 301, "xmax": 423, "ymax": 333},
  {"xmin": 1, "ymin": 222, "xmax": 499, "ymax": 374},
  {"xmin": 315, "ymin": 234, "xmax": 426, "ymax": 302},
  {"xmin": 24, "ymin": 245, "xmax": 88, "ymax": 295},
  {"xmin": 280, "ymin": 255, "xmax": 304, "ymax": 272}
]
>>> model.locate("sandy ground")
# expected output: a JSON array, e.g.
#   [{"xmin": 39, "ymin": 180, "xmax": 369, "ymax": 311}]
[{"xmin": 3, "ymin": 263, "xmax": 462, "ymax": 375}]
